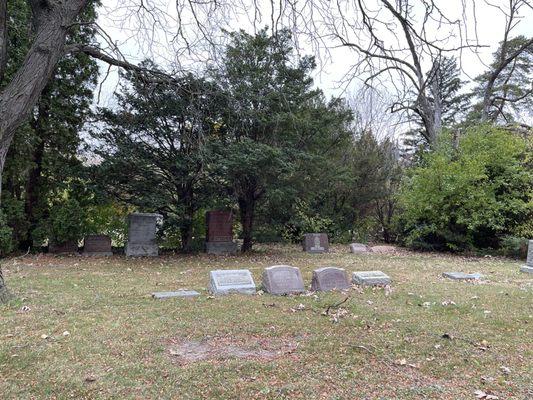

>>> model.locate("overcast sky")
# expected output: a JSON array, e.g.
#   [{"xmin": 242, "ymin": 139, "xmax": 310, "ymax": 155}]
[{"xmin": 94, "ymin": 0, "xmax": 533, "ymax": 115}]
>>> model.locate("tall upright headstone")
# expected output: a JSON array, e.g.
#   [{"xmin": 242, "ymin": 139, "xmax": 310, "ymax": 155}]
[
  {"xmin": 520, "ymin": 239, "xmax": 533, "ymax": 274},
  {"xmin": 303, "ymin": 233, "xmax": 329, "ymax": 253},
  {"xmin": 205, "ymin": 210, "xmax": 238, "ymax": 254},
  {"xmin": 125, "ymin": 213, "xmax": 161, "ymax": 257}
]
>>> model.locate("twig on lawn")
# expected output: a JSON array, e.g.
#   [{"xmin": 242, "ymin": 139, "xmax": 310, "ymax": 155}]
[{"xmin": 324, "ymin": 296, "xmax": 349, "ymax": 315}]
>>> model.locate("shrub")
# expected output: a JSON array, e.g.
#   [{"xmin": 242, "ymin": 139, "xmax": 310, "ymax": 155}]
[
  {"xmin": 399, "ymin": 125, "xmax": 533, "ymax": 252},
  {"xmin": 34, "ymin": 199, "xmax": 87, "ymax": 245},
  {"xmin": 0, "ymin": 211, "xmax": 13, "ymax": 256}
]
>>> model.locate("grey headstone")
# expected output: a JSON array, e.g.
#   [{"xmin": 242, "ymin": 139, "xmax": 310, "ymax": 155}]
[
  {"xmin": 125, "ymin": 213, "xmax": 161, "ymax": 257},
  {"xmin": 83, "ymin": 235, "xmax": 112, "ymax": 256},
  {"xmin": 262, "ymin": 265, "xmax": 305, "ymax": 295},
  {"xmin": 303, "ymin": 233, "xmax": 329, "ymax": 253},
  {"xmin": 520, "ymin": 265, "xmax": 533, "ymax": 274},
  {"xmin": 209, "ymin": 269, "xmax": 256, "ymax": 295},
  {"xmin": 206, "ymin": 241, "xmax": 238, "ymax": 255},
  {"xmin": 152, "ymin": 290, "xmax": 200, "ymax": 299},
  {"xmin": 442, "ymin": 272, "xmax": 483, "ymax": 280},
  {"xmin": 352, "ymin": 271, "xmax": 391, "ymax": 286},
  {"xmin": 311, "ymin": 267, "xmax": 350, "ymax": 291},
  {"xmin": 524, "ymin": 239, "xmax": 533, "ymax": 267},
  {"xmin": 350, "ymin": 243, "xmax": 371, "ymax": 253}
]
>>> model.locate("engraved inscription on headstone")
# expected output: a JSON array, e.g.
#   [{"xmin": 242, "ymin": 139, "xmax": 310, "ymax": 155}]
[
  {"xmin": 311, "ymin": 267, "xmax": 350, "ymax": 291},
  {"xmin": 125, "ymin": 213, "xmax": 161, "ymax": 257},
  {"xmin": 83, "ymin": 235, "xmax": 112, "ymax": 256},
  {"xmin": 521, "ymin": 240, "xmax": 533, "ymax": 273},
  {"xmin": 442, "ymin": 272, "xmax": 483, "ymax": 280},
  {"xmin": 303, "ymin": 233, "xmax": 329, "ymax": 253},
  {"xmin": 352, "ymin": 271, "xmax": 391, "ymax": 286},
  {"xmin": 262, "ymin": 265, "xmax": 305, "ymax": 295},
  {"xmin": 205, "ymin": 210, "xmax": 238, "ymax": 254},
  {"xmin": 209, "ymin": 269, "xmax": 256, "ymax": 295}
]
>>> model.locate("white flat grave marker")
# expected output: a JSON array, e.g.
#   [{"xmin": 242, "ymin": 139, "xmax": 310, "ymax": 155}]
[
  {"xmin": 209, "ymin": 269, "xmax": 256, "ymax": 295},
  {"xmin": 152, "ymin": 290, "xmax": 200, "ymax": 299},
  {"xmin": 311, "ymin": 267, "xmax": 350, "ymax": 291},
  {"xmin": 521, "ymin": 240, "xmax": 533, "ymax": 274},
  {"xmin": 262, "ymin": 265, "xmax": 305, "ymax": 295},
  {"xmin": 352, "ymin": 271, "xmax": 391, "ymax": 286},
  {"xmin": 442, "ymin": 272, "xmax": 483, "ymax": 280}
]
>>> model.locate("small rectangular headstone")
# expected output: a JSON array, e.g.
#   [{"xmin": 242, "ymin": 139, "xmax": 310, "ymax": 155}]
[
  {"xmin": 352, "ymin": 271, "xmax": 391, "ymax": 286},
  {"xmin": 152, "ymin": 290, "xmax": 200, "ymax": 299},
  {"xmin": 83, "ymin": 235, "xmax": 113, "ymax": 256},
  {"xmin": 350, "ymin": 243, "xmax": 370, "ymax": 253},
  {"xmin": 262, "ymin": 265, "xmax": 305, "ymax": 295},
  {"xmin": 311, "ymin": 267, "xmax": 350, "ymax": 291},
  {"xmin": 49, "ymin": 241, "xmax": 78, "ymax": 255},
  {"xmin": 303, "ymin": 233, "xmax": 329, "ymax": 253},
  {"xmin": 522, "ymin": 239, "xmax": 533, "ymax": 273},
  {"xmin": 125, "ymin": 213, "xmax": 161, "ymax": 256},
  {"xmin": 209, "ymin": 269, "xmax": 256, "ymax": 295},
  {"xmin": 520, "ymin": 266, "xmax": 533, "ymax": 274},
  {"xmin": 442, "ymin": 272, "xmax": 483, "ymax": 280}
]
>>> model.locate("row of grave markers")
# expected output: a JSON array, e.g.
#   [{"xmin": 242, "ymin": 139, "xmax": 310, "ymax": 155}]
[{"xmin": 152, "ymin": 265, "xmax": 505, "ymax": 299}]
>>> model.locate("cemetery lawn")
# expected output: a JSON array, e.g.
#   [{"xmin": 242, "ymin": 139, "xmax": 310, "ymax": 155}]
[{"xmin": 1, "ymin": 245, "xmax": 531, "ymax": 399}]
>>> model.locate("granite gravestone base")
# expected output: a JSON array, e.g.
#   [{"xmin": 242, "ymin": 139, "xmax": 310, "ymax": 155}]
[
  {"xmin": 442, "ymin": 272, "xmax": 483, "ymax": 281},
  {"xmin": 205, "ymin": 211, "xmax": 238, "ymax": 255},
  {"xmin": 311, "ymin": 267, "xmax": 350, "ymax": 291},
  {"xmin": 125, "ymin": 213, "xmax": 161, "ymax": 257},
  {"xmin": 83, "ymin": 235, "xmax": 113, "ymax": 256},
  {"xmin": 152, "ymin": 290, "xmax": 200, "ymax": 299},
  {"xmin": 352, "ymin": 271, "xmax": 391, "ymax": 286},
  {"xmin": 350, "ymin": 243, "xmax": 371, "ymax": 253},
  {"xmin": 209, "ymin": 269, "xmax": 256, "ymax": 295},
  {"xmin": 303, "ymin": 233, "xmax": 329, "ymax": 254},
  {"xmin": 262, "ymin": 265, "xmax": 305, "ymax": 295},
  {"xmin": 520, "ymin": 239, "xmax": 533, "ymax": 274},
  {"xmin": 49, "ymin": 241, "xmax": 78, "ymax": 255}
]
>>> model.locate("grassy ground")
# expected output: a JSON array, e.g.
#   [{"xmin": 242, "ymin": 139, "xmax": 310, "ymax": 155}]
[{"xmin": 0, "ymin": 244, "xmax": 531, "ymax": 399}]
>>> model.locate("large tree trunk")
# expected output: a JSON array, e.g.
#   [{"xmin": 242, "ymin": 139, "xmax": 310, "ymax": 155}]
[
  {"xmin": 0, "ymin": 0, "xmax": 88, "ymax": 200},
  {"xmin": 0, "ymin": 262, "xmax": 9, "ymax": 303},
  {"xmin": 238, "ymin": 195, "xmax": 255, "ymax": 253}
]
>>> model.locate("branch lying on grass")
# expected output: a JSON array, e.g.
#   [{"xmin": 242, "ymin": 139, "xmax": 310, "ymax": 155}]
[{"xmin": 324, "ymin": 296, "xmax": 349, "ymax": 315}]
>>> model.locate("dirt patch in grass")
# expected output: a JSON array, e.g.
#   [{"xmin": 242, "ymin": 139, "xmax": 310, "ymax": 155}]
[{"xmin": 166, "ymin": 335, "xmax": 299, "ymax": 365}]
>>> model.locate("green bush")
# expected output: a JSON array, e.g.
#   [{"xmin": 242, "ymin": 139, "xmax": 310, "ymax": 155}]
[
  {"xmin": 499, "ymin": 235, "xmax": 529, "ymax": 259},
  {"xmin": 399, "ymin": 125, "xmax": 533, "ymax": 252},
  {"xmin": 34, "ymin": 199, "xmax": 87, "ymax": 245},
  {"xmin": 0, "ymin": 211, "xmax": 13, "ymax": 256}
]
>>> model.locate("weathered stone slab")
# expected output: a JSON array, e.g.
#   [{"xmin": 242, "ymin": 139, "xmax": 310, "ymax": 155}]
[
  {"xmin": 442, "ymin": 272, "xmax": 483, "ymax": 280},
  {"xmin": 350, "ymin": 243, "xmax": 371, "ymax": 253},
  {"xmin": 83, "ymin": 235, "xmax": 112, "ymax": 256},
  {"xmin": 205, "ymin": 210, "xmax": 237, "ymax": 254},
  {"xmin": 209, "ymin": 269, "xmax": 256, "ymax": 295},
  {"xmin": 262, "ymin": 265, "xmax": 305, "ymax": 295},
  {"xmin": 303, "ymin": 233, "xmax": 329, "ymax": 253},
  {"xmin": 125, "ymin": 213, "xmax": 161, "ymax": 257},
  {"xmin": 152, "ymin": 290, "xmax": 200, "ymax": 299},
  {"xmin": 520, "ymin": 266, "xmax": 533, "ymax": 274},
  {"xmin": 371, "ymin": 245, "xmax": 398, "ymax": 254},
  {"xmin": 311, "ymin": 267, "xmax": 350, "ymax": 291},
  {"xmin": 49, "ymin": 241, "xmax": 78, "ymax": 255},
  {"xmin": 352, "ymin": 271, "xmax": 391, "ymax": 286}
]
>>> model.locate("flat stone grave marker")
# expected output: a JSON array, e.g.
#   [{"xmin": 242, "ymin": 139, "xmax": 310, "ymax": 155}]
[
  {"xmin": 125, "ymin": 213, "xmax": 161, "ymax": 257},
  {"xmin": 311, "ymin": 267, "xmax": 350, "ymax": 291},
  {"xmin": 209, "ymin": 269, "xmax": 256, "ymax": 295},
  {"xmin": 83, "ymin": 234, "xmax": 112, "ymax": 256},
  {"xmin": 303, "ymin": 233, "xmax": 329, "ymax": 253},
  {"xmin": 352, "ymin": 271, "xmax": 391, "ymax": 286},
  {"xmin": 262, "ymin": 265, "xmax": 305, "ymax": 295},
  {"xmin": 205, "ymin": 210, "xmax": 238, "ymax": 255},
  {"xmin": 442, "ymin": 272, "xmax": 484, "ymax": 280},
  {"xmin": 152, "ymin": 290, "xmax": 200, "ymax": 299},
  {"xmin": 350, "ymin": 243, "xmax": 371, "ymax": 253},
  {"xmin": 521, "ymin": 239, "xmax": 533, "ymax": 274}
]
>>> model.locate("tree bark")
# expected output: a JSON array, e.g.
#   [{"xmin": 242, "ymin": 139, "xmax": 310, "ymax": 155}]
[
  {"xmin": 0, "ymin": 0, "xmax": 7, "ymax": 82},
  {"xmin": 0, "ymin": 0, "xmax": 88, "ymax": 200},
  {"xmin": 238, "ymin": 194, "xmax": 255, "ymax": 253},
  {"xmin": 0, "ymin": 262, "xmax": 9, "ymax": 303}
]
